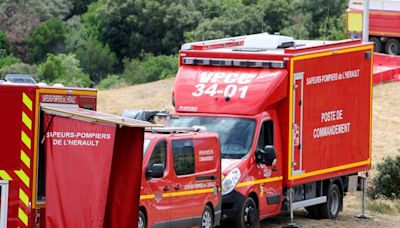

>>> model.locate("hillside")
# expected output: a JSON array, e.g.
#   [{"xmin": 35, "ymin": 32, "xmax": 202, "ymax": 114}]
[{"xmin": 97, "ymin": 80, "xmax": 400, "ymax": 227}]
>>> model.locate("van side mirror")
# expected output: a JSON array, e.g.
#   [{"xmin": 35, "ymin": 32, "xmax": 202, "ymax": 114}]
[
  {"xmin": 256, "ymin": 145, "xmax": 276, "ymax": 166},
  {"xmin": 146, "ymin": 164, "xmax": 165, "ymax": 179}
]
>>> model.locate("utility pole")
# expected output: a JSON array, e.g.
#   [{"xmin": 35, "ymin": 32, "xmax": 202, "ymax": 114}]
[{"xmin": 363, "ymin": 0, "xmax": 370, "ymax": 42}]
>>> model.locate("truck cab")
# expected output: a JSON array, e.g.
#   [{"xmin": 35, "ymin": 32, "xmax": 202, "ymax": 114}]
[{"xmin": 139, "ymin": 128, "xmax": 221, "ymax": 228}]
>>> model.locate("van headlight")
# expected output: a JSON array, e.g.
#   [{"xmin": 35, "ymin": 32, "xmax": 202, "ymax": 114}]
[{"xmin": 222, "ymin": 168, "xmax": 241, "ymax": 196}]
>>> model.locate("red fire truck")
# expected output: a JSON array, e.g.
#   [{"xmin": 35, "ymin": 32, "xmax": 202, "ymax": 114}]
[
  {"xmin": 170, "ymin": 33, "xmax": 372, "ymax": 227},
  {"xmin": 139, "ymin": 128, "xmax": 221, "ymax": 228},
  {"xmin": 347, "ymin": 0, "xmax": 400, "ymax": 55},
  {"xmin": 0, "ymin": 84, "xmax": 152, "ymax": 227}
]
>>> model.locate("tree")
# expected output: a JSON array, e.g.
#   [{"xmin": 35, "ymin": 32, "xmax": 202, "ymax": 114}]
[
  {"xmin": 27, "ymin": 18, "xmax": 67, "ymax": 63},
  {"xmin": 185, "ymin": 5, "xmax": 266, "ymax": 42},
  {"xmin": 38, "ymin": 54, "xmax": 91, "ymax": 87},
  {"xmin": 66, "ymin": 26, "xmax": 117, "ymax": 83},
  {"xmin": 97, "ymin": 0, "xmax": 201, "ymax": 59},
  {"xmin": 0, "ymin": 3, "xmax": 41, "ymax": 60}
]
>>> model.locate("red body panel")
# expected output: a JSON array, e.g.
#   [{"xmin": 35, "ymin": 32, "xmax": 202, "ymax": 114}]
[{"xmin": 140, "ymin": 132, "xmax": 221, "ymax": 227}]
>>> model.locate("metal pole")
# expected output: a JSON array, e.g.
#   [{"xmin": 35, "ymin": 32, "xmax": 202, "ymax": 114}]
[
  {"xmin": 362, "ymin": 0, "xmax": 370, "ymax": 42},
  {"xmin": 356, "ymin": 173, "xmax": 373, "ymax": 220},
  {"xmin": 289, "ymin": 188, "xmax": 294, "ymax": 224},
  {"xmin": 361, "ymin": 177, "xmax": 366, "ymax": 215}
]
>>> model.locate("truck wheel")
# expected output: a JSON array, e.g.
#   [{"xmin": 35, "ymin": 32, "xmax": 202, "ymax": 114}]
[
  {"xmin": 369, "ymin": 37, "xmax": 383, "ymax": 53},
  {"xmin": 201, "ymin": 205, "xmax": 213, "ymax": 228},
  {"xmin": 385, "ymin": 38, "xmax": 400, "ymax": 55},
  {"xmin": 236, "ymin": 197, "xmax": 259, "ymax": 228},
  {"xmin": 306, "ymin": 205, "xmax": 320, "ymax": 219},
  {"xmin": 319, "ymin": 184, "xmax": 341, "ymax": 219},
  {"xmin": 138, "ymin": 210, "xmax": 146, "ymax": 228}
]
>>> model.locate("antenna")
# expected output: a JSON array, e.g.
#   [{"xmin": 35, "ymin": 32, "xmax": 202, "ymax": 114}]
[
  {"xmin": 322, "ymin": 6, "xmax": 330, "ymax": 44},
  {"xmin": 202, "ymin": 0, "xmax": 205, "ymax": 41}
]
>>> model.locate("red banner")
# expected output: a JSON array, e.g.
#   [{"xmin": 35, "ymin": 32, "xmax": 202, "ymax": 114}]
[{"xmin": 44, "ymin": 115, "xmax": 116, "ymax": 227}]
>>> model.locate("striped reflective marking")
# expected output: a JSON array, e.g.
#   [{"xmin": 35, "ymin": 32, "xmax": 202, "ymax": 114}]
[
  {"xmin": 22, "ymin": 112, "xmax": 32, "ymax": 130},
  {"xmin": 15, "ymin": 169, "xmax": 30, "ymax": 188},
  {"xmin": 22, "ymin": 93, "xmax": 32, "ymax": 111},
  {"xmin": 19, "ymin": 189, "xmax": 29, "ymax": 207},
  {"xmin": 236, "ymin": 176, "xmax": 283, "ymax": 188},
  {"xmin": 21, "ymin": 131, "xmax": 31, "ymax": 150},
  {"xmin": 0, "ymin": 170, "xmax": 12, "ymax": 180},
  {"xmin": 163, "ymin": 188, "xmax": 214, "ymax": 197},
  {"xmin": 20, "ymin": 150, "xmax": 30, "ymax": 169},
  {"xmin": 18, "ymin": 208, "xmax": 28, "ymax": 226},
  {"xmin": 140, "ymin": 194, "xmax": 156, "ymax": 200},
  {"xmin": 140, "ymin": 188, "xmax": 215, "ymax": 200}
]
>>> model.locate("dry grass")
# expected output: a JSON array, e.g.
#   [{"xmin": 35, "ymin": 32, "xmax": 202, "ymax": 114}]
[
  {"xmin": 97, "ymin": 78, "xmax": 175, "ymax": 115},
  {"xmin": 98, "ymin": 80, "xmax": 400, "ymax": 227}
]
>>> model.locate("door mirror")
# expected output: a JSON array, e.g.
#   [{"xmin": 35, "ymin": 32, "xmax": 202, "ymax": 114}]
[
  {"xmin": 146, "ymin": 164, "xmax": 165, "ymax": 179},
  {"xmin": 256, "ymin": 145, "xmax": 276, "ymax": 166}
]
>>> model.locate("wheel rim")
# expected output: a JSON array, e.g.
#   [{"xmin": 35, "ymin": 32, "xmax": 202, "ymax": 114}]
[
  {"xmin": 330, "ymin": 190, "xmax": 339, "ymax": 216},
  {"xmin": 138, "ymin": 216, "xmax": 145, "ymax": 228},
  {"xmin": 389, "ymin": 43, "xmax": 398, "ymax": 55},
  {"xmin": 244, "ymin": 203, "xmax": 257, "ymax": 226},
  {"xmin": 202, "ymin": 210, "xmax": 212, "ymax": 228}
]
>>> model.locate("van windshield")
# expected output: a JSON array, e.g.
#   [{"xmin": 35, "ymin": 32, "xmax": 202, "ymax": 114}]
[{"xmin": 169, "ymin": 116, "xmax": 256, "ymax": 159}]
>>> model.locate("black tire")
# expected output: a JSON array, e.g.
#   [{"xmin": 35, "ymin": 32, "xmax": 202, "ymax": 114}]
[
  {"xmin": 385, "ymin": 38, "xmax": 400, "ymax": 55},
  {"xmin": 306, "ymin": 205, "xmax": 320, "ymax": 219},
  {"xmin": 200, "ymin": 205, "xmax": 214, "ymax": 228},
  {"xmin": 318, "ymin": 184, "xmax": 342, "ymax": 219},
  {"xmin": 235, "ymin": 197, "xmax": 259, "ymax": 228},
  {"xmin": 370, "ymin": 37, "xmax": 383, "ymax": 53},
  {"xmin": 138, "ymin": 210, "xmax": 146, "ymax": 228}
]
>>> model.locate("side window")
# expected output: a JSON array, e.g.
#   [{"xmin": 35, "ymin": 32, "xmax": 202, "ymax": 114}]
[
  {"xmin": 172, "ymin": 140, "xmax": 195, "ymax": 176},
  {"xmin": 148, "ymin": 141, "xmax": 167, "ymax": 172},
  {"xmin": 257, "ymin": 120, "xmax": 274, "ymax": 149}
]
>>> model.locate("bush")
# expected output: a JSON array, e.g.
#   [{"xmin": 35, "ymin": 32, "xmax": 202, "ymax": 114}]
[
  {"xmin": 96, "ymin": 74, "xmax": 126, "ymax": 89},
  {"xmin": 27, "ymin": 18, "xmax": 67, "ymax": 63},
  {"xmin": 0, "ymin": 63, "xmax": 38, "ymax": 80},
  {"xmin": 0, "ymin": 30, "xmax": 10, "ymax": 55},
  {"xmin": 38, "ymin": 54, "xmax": 91, "ymax": 87},
  {"xmin": 0, "ymin": 55, "xmax": 21, "ymax": 69},
  {"xmin": 368, "ymin": 155, "xmax": 400, "ymax": 199},
  {"xmin": 122, "ymin": 54, "xmax": 178, "ymax": 84}
]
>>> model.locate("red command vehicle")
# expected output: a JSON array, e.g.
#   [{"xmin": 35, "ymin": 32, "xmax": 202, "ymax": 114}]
[
  {"xmin": 169, "ymin": 33, "xmax": 373, "ymax": 227},
  {"xmin": 347, "ymin": 0, "xmax": 400, "ymax": 55},
  {"xmin": 0, "ymin": 84, "xmax": 152, "ymax": 227},
  {"xmin": 139, "ymin": 128, "xmax": 221, "ymax": 228}
]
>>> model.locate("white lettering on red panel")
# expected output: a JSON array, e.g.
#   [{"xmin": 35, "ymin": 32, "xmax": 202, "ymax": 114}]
[
  {"xmin": 192, "ymin": 72, "xmax": 256, "ymax": 98},
  {"xmin": 313, "ymin": 109, "xmax": 351, "ymax": 138},
  {"xmin": 306, "ymin": 69, "xmax": 360, "ymax": 86},
  {"xmin": 42, "ymin": 94, "xmax": 77, "ymax": 104},
  {"xmin": 46, "ymin": 131, "xmax": 112, "ymax": 146}
]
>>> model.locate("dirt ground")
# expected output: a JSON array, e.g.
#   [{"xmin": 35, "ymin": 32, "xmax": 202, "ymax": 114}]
[{"xmin": 98, "ymin": 80, "xmax": 400, "ymax": 227}]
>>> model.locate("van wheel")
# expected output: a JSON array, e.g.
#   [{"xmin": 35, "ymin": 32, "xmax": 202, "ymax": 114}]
[
  {"xmin": 201, "ymin": 205, "xmax": 213, "ymax": 228},
  {"xmin": 385, "ymin": 38, "xmax": 400, "ymax": 55},
  {"xmin": 138, "ymin": 210, "xmax": 146, "ymax": 228},
  {"xmin": 319, "ymin": 184, "xmax": 341, "ymax": 219},
  {"xmin": 236, "ymin": 197, "xmax": 259, "ymax": 228}
]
